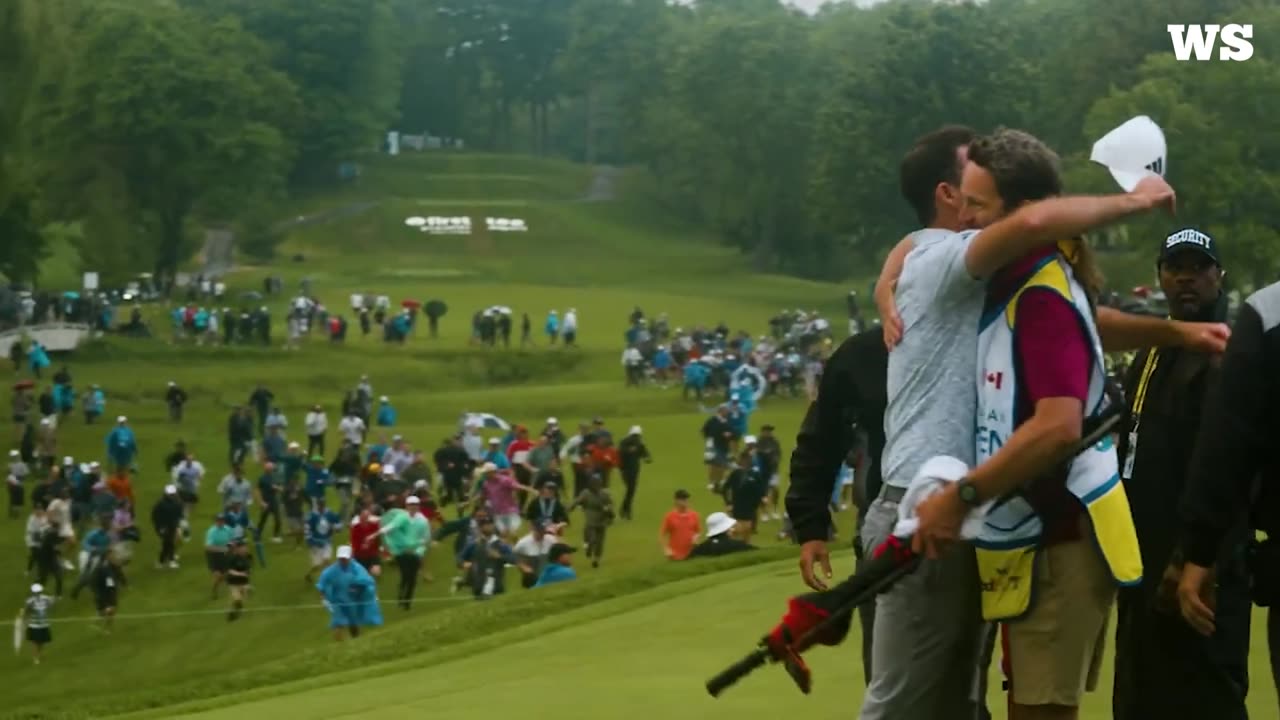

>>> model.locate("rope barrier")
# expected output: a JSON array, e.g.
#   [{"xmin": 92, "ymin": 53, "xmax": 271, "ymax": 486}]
[{"xmin": 7, "ymin": 595, "xmax": 469, "ymax": 627}]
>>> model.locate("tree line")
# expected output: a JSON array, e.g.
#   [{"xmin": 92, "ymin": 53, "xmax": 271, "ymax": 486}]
[{"xmin": 1, "ymin": 0, "xmax": 1277, "ymax": 286}]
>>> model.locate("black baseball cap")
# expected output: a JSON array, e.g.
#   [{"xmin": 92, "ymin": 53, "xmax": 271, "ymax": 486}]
[
  {"xmin": 1159, "ymin": 228, "xmax": 1220, "ymax": 267},
  {"xmin": 548, "ymin": 543, "xmax": 576, "ymax": 561}
]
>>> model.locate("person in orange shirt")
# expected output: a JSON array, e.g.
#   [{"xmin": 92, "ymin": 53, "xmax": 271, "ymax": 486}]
[
  {"xmin": 660, "ymin": 489, "xmax": 700, "ymax": 560},
  {"xmin": 106, "ymin": 470, "xmax": 134, "ymax": 506}
]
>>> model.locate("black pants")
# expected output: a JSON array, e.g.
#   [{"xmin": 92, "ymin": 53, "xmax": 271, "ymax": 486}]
[
  {"xmin": 307, "ymin": 434, "xmax": 324, "ymax": 458},
  {"xmin": 36, "ymin": 555, "xmax": 63, "ymax": 595},
  {"xmin": 620, "ymin": 469, "xmax": 639, "ymax": 519},
  {"xmin": 442, "ymin": 475, "xmax": 464, "ymax": 505},
  {"xmin": 257, "ymin": 501, "xmax": 281, "ymax": 538},
  {"xmin": 1113, "ymin": 581, "xmax": 1250, "ymax": 720},
  {"xmin": 395, "ymin": 553, "xmax": 421, "ymax": 609},
  {"xmin": 158, "ymin": 527, "xmax": 178, "ymax": 564}
]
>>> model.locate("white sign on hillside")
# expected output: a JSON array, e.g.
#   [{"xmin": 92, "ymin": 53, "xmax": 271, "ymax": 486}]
[
  {"xmin": 485, "ymin": 217, "xmax": 528, "ymax": 232},
  {"xmin": 421, "ymin": 216, "xmax": 472, "ymax": 235}
]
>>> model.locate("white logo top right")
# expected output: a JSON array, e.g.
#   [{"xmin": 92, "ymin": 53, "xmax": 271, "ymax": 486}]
[{"xmin": 1168, "ymin": 24, "xmax": 1254, "ymax": 62}]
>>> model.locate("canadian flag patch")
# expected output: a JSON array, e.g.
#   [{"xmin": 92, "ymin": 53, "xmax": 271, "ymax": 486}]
[{"xmin": 986, "ymin": 371, "xmax": 1004, "ymax": 389}]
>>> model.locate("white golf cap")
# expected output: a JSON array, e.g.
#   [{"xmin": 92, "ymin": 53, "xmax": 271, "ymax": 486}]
[
  {"xmin": 488, "ymin": 437, "xmax": 499, "ymax": 444},
  {"xmin": 705, "ymin": 512, "xmax": 737, "ymax": 537},
  {"xmin": 380, "ymin": 395, "xmax": 389, "ymax": 402},
  {"xmin": 30, "ymin": 583, "xmax": 42, "ymax": 594},
  {"xmin": 8, "ymin": 449, "xmax": 17, "ymax": 457},
  {"xmin": 336, "ymin": 545, "xmax": 353, "ymax": 559},
  {"xmin": 167, "ymin": 381, "xmax": 175, "ymax": 386},
  {"xmin": 744, "ymin": 435, "xmax": 758, "ymax": 445},
  {"xmin": 406, "ymin": 495, "xmax": 421, "ymax": 504},
  {"xmin": 546, "ymin": 417, "xmax": 558, "ymax": 425},
  {"xmin": 62, "ymin": 456, "xmax": 73, "ymax": 465},
  {"xmin": 288, "ymin": 441, "xmax": 300, "ymax": 448},
  {"xmin": 481, "ymin": 462, "xmax": 497, "ymax": 473},
  {"xmin": 392, "ymin": 434, "xmax": 402, "ymax": 441},
  {"xmin": 116, "ymin": 415, "xmax": 127, "ymax": 424},
  {"xmin": 89, "ymin": 461, "xmax": 100, "ymax": 468},
  {"xmin": 628, "ymin": 425, "xmax": 642, "ymax": 436},
  {"xmin": 164, "ymin": 484, "xmax": 177, "ymax": 495}
]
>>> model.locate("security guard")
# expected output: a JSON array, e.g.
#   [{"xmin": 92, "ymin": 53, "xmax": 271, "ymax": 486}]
[
  {"xmin": 1178, "ymin": 275, "xmax": 1280, "ymax": 713},
  {"xmin": 1113, "ymin": 229, "xmax": 1247, "ymax": 720},
  {"xmin": 786, "ymin": 326, "xmax": 887, "ymax": 685}
]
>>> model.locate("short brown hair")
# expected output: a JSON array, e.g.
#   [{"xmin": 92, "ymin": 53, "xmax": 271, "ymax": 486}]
[
  {"xmin": 899, "ymin": 125, "xmax": 976, "ymax": 226},
  {"xmin": 970, "ymin": 129, "xmax": 1103, "ymax": 300},
  {"xmin": 966, "ymin": 128, "xmax": 1062, "ymax": 209}
]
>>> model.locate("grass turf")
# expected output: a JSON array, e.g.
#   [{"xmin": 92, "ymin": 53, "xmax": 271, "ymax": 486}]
[{"xmin": 1, "ymin": 153, "xmax": 838, "ymax": 718}]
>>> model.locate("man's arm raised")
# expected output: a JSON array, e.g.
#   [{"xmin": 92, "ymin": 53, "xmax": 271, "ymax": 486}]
[{"xmin": 963, "ymin": 175, "xmax": 1175, "ymax": 280}]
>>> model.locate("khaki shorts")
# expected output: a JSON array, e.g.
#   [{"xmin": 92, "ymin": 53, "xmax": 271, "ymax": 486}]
[
  {"xmin": 1007, "ymin": 532, "xmax": 1115, "ymax": 707},
  {"xmin": 229, "ymin": 585, "xmax": 248, "ymax": 602}
]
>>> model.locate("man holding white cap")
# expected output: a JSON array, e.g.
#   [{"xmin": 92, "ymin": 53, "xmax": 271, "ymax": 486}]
[{"xmin": 687, "ymin": 511, "xmax": 755, "ymax": 558}]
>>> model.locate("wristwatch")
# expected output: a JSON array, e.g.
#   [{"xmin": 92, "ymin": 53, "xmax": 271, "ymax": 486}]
[{"xmin": 956, "ymin": 478, "xmax": 981, "ymax": 507}]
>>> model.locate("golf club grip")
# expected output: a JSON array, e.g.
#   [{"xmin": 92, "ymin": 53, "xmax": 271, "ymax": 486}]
[{"xmin": 706, "ymin": 647, "xmax": 770, "ymax": 697}]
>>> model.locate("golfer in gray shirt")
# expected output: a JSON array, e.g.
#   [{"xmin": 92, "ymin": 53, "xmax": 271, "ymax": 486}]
[{"xmin": 854, "ymin": 123, "xmax": 1223, "ymax": 720}]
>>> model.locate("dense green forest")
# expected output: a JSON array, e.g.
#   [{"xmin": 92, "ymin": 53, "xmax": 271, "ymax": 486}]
[{"xmin": 1, "ymin": 0, "xmax": 1277, "ymax": 284}]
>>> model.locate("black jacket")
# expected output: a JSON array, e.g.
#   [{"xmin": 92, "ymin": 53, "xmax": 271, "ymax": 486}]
[
  {"xmin": 151, "ymin": 497, "xmax": 184, "ymax": 530},
  {"xmin": 786, "ymin": 329, "xmax": 888, "ymax": 544},
  {"xmin": 1119, "ymin": 298, "xmax": 1247, "ymax": 590},
  {"xmin": 434, "ymin": 444, "xmax": 471, "ymax": 480},
  {"xmin": 1182, "ymin": 285, "xmax": 1280, "ymax": 566}
]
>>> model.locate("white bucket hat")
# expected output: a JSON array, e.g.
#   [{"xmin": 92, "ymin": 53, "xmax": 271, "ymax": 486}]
[{"xmin": 705, "ymin": 512, "xmax": 737, "ymax": 537}]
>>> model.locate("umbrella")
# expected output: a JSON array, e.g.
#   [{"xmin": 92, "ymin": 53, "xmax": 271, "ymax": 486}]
[
  {"xmin": 459, "ymin": 412, "xmax": 511, "ymax": 431},
  {"xmin": 401, "ymin": 299, "xmax": 422, "ymax": 309},
  {"xmin": 425, "ymin": 300, "xmax": 447, "ymax": 318}
]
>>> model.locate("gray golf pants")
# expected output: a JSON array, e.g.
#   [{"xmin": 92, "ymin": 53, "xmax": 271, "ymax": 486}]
[{"xmin": 858, "ymin": 493, "xmax": 987, "ymax": 720}]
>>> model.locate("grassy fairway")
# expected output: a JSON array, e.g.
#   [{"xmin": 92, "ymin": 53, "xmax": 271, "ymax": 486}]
[
  {"xmin": 0, "ymin": 154, "xmax": 841, "ymax": 718},
  {"xmin": 118, "ymin": 558, "xmax": 1280, "ymax": 720}
]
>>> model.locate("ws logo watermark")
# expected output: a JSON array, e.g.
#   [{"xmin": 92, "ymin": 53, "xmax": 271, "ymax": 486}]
[{"xmin": 1168, "ymin": 24, "xmax": 1254, "ymax": 61}]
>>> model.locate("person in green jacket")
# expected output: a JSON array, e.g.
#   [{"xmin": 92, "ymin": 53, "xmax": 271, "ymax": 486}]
[{"xmin": 367, "ymin": 496, "xmax": 428, "ymax": 610}]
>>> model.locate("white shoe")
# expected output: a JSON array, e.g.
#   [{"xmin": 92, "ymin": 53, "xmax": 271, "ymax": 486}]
[
  {"xmin": 706, "ymin": 483, "xmax": 715, "ymax": 491},
  {"xmin": 61, "ymin": 560, "xmax": 74, "ymax": 571},
  {"xmin": 271, "ymin": 537, "xmax": 283, "ymax": 544},
  {"xmin": 168, "ymin": 561, "xmax": 180, "ymax": 569}
]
